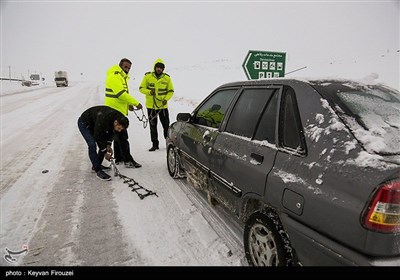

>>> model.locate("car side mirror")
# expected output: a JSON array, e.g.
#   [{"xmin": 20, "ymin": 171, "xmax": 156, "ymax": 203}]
[{"xmin": 177, "ymin": 113, "xmax": 191, "ymax": 122}]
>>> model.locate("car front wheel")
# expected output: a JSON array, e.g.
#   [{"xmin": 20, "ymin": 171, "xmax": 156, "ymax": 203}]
[
  {"xmin": 244, "ymin": 211, "xmax": 294, "ymax": 266},
  {"xmin": 167, "ymin": 145, "xmax": 180, "ymax": 178}
]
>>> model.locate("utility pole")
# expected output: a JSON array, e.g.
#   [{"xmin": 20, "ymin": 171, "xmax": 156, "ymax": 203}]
[{"xmin": 9, "ymin": 65, "xmax": 11, "ymax": 81}]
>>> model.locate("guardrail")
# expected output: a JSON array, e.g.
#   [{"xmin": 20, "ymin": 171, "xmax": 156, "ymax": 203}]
[
  {"xmin": 0, "ymin": 78, "xmax": 24, "ymax": 82},
  {"xmin": 0, "ymin": 78, "xmax": 41, "ymax": 87}
]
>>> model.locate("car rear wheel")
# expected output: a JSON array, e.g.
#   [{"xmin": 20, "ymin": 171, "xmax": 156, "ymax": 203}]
[{"xmin": 244, "ymin": 211, "xmax": 294, "ymax": 266}]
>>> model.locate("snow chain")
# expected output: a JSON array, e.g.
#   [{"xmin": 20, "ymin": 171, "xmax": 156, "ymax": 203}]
[
  {"xmin": 132, "ymin": 108, "xmax": 149, "ymax": 128},
  {"xmin": 110, "ymin": 160, "xmax": 158, "ymax": 200},
  {"xmin": 133, "ymin": 97, "xmax": 167, "ymax": 128}
]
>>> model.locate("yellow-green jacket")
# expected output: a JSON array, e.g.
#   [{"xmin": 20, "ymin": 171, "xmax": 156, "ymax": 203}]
[
  {"xmin": 104, "ymin": 65, "xmax": 140, "ymax": 116},
  {"xmin": 139, "ymin": 58, "xmax": 174, "ymax": 109}
]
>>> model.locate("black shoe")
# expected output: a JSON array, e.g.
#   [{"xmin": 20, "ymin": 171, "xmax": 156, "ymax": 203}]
[
  {"xmin": 148, "ymin": 146, "xmax": 159, "ymax": 152},
  {"xmin": 115, "ymin": 161, "xmax": 123, "ymax": 165},
  {"xmin": 91, "ymin": 165, "xmax": 111, "ymax": 173},
  {"xmin": 96, "ymin": 170, "xmax": 111, "ymax": 181},
  {"xmin": 125, "ymin": 161, "xmax": 142, "ymax": 168}
]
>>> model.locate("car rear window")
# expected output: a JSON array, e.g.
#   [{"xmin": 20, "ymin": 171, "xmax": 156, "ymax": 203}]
[{"xmin": 313, "ymin": 82, "xmax": 400, "ymax": 155}]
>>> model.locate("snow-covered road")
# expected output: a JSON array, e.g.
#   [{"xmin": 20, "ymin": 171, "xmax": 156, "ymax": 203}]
[{"xmin": 0, "ymin": 81, "xmax": 246, "ymax": 266}]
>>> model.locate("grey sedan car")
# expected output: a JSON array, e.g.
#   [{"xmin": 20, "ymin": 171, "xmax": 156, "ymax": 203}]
[{"xmin": 166, "ymin": 78, "xmax": 400, "ymax": 266}]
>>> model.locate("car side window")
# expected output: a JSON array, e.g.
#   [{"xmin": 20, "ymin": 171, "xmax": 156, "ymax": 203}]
[
  {"xmin": 225, "ymin": 88, "xmax": 275, "ymax": 138},
  {"xmin": 280, "ymin": 87, "xmax": 305, "ymax": 152},
  {"xmin": 253, "ymin": 90, "xmax": 278, "ymax": 144},
  {"xmin": 193, "ymin": 88, "xmax": 237, "ymax": 128}
]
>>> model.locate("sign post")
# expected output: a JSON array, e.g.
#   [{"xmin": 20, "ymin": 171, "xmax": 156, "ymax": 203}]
[{"xmin": 242, "ymin": 50, "xmax": 286, "ymax": 80}]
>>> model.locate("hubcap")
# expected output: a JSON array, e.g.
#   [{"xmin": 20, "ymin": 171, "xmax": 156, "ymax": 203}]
[{"xmin": 248, "ymin": 223, "xmax": 278, "ymax": 266}]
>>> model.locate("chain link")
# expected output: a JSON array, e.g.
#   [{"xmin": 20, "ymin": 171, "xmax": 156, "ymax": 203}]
[
  {"xmin": 132, "ymin": 108, "xmax": 149, "ymax": 128},
  {"xmin": 110, "ymin": 160, "xmax": 158, "ymax": 199}
]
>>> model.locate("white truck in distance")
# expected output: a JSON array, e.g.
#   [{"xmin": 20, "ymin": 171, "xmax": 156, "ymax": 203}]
[{"xmin": 54, "ymin": 71, "xmax": 68, "ymax": 87}]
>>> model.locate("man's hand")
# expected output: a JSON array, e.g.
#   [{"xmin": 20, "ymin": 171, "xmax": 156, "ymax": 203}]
[
  {"xmin": 150, "ymin": 89, "xmax": 155, "ymax": 96},
  {"xmin": 105, "ymin": 153, "xmax": 114, "ymax": 161},
  {"xmin": 128, "ymin": 105, "xmax": 134, "ymax": 111},
  {"xmin": 106, "ymin": 145, "xmax": 113, "ymax": 155},
  {"xmin": 136, "ymin": 103, "xmax": 143, "ymax": 110},
  {"xmin": 162, "ymin": 100, "xmax": 167, "ymax": 105}
]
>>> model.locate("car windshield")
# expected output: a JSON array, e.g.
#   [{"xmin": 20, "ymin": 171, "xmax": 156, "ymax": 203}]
[{"xmin": 313, "ymin": 81, "xmax": 400, "ymax": 155}]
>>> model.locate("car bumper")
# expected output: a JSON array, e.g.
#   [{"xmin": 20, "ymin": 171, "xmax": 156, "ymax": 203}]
[{"xmin": 280, "ymin": 214, "xmax": 400, "ymax": 266}]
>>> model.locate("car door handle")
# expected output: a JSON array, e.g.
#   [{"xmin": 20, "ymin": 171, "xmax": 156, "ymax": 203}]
[
  {"xmin": 250, "ymin": 153, "xmax": 264, "ymax": 164},
  {"xmin": 203, "ymin": 134, "xmax": 211, "ymax": 142}
]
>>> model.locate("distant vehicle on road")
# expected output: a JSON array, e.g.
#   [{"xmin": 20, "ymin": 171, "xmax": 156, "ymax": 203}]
[
  {"xmin": 54, "ymin": 71, "xmax": 68, "ymax": 87},
  {"xmin": 166, "ymin": 78, "xmax": 400, "ymax": 266},
  {"xmin": 21, "ymin": 73, "xmax": 45, "ymax": 87}
]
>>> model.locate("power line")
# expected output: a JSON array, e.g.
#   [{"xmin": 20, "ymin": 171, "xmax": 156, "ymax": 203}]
[{"xmin": 285, "ymin": 66, "xmax": 307, "ymax": 76}]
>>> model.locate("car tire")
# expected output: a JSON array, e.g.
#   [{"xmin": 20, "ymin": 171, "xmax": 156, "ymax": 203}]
[
  {"xmin": 244, "ymin": 211, "xmax": 294, "ymax": 266},
  {"xmin": 167, "ymin": 145, "xmax": 179, "ymax": 178}
]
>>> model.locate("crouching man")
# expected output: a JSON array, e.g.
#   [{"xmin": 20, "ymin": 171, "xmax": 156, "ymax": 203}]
[{"xmin": 77, "ymin": 105, "xmax": 129, "ymax": 181}]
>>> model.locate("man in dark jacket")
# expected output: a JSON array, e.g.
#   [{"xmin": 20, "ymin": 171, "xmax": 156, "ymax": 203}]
[{"xmin": 78, "ymin": 105, "xmax": 129, "ymax": 181}]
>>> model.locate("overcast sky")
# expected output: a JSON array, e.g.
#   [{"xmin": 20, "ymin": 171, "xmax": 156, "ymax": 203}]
[{"xmin": 1, "ymin": 0, "xmax": 399, "ymax": 89}]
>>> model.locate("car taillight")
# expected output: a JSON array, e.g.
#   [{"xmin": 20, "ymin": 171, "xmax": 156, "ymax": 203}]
[{"xmin": 363, "ymin": 181, "xmax": 400, "ymax": 233}]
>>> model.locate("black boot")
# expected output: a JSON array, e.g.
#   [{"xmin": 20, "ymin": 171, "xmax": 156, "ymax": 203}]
[{"xmin": 125, "ymin": 161, "xmax": 142, "ymax": 168}]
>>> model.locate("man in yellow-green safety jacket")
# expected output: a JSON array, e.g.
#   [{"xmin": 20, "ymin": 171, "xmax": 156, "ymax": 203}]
[
  {"xmin": 105, "ymin": 58, "xmax": 143, "ymax": 168},
  {"xmin": 139, "ymin": 58, "xmax": 174, "ymax": 152}
]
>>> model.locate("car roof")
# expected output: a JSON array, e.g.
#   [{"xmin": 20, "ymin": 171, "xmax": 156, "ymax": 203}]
[
  {"xmin": 216, "ymin": 78, "xmax": 398, "ymax": 92},
  {"xmin": 217, "ymin": 78, "xmax": 308, "ymax": 88},
  {"xmin": 216, "ymin": 78, "xmax": 400, "ymax": 156}
]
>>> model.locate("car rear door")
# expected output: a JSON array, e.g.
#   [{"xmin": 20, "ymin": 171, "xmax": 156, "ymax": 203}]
[{"xmin": 209, "ymin": 86, "xmax": 281, "ymax": 214}]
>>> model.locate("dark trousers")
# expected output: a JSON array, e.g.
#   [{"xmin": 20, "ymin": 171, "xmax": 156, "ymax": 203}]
[
  {"xmin": 77, "ymin": 117, "xmax": 105, "ymax": 172},
  {"xmin": 147, "ymin": 108, "xmax": 169, "ymax": 148},
  {"xmin": 113, "ymin": 129, "xmax": 134, "ymax": 163}
]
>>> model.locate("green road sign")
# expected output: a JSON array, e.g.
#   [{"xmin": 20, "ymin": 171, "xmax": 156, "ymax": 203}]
[{"xmin": 242, "ymin": 50, "xmax": 286, "ymax": 80}]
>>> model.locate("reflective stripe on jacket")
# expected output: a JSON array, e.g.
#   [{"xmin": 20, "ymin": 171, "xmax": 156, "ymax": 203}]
[
  {"xmin": 104, "ymin": 65, "xmax": 140, "ymax": 115},
  {"xmin": 139, "ymin": 58, "xmax": 174, "ymax": 109}
]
